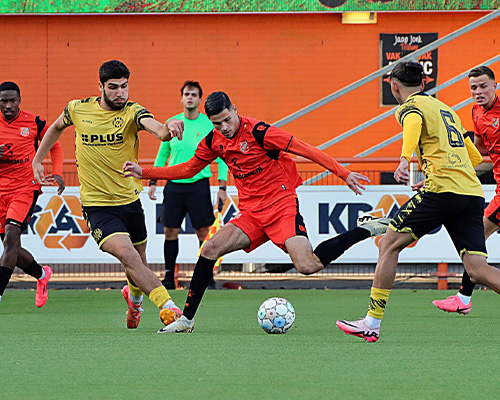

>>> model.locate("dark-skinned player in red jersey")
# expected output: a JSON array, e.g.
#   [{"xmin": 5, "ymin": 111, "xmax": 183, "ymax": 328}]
[
  {"xmin": 123, "ymin": 91, "xmax": 390, "ymax": 333},
  {"xmin": 0, "ymin": 81, "xmax": 65, "ymax": 306}
]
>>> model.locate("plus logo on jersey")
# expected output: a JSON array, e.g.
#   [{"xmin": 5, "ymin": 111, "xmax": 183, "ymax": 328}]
[
  {"xmin": 81, "ymin": 132, "xmax": 124, "ymax": 145},
  {"xmin": 20, "ymin": 127, "xmax": 30, "ymax": 137},
  {"xmin": 34, "ymin": 195, "xmax": 90, "ymax": 250}
]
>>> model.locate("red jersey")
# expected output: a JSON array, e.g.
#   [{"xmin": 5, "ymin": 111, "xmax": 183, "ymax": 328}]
[
  {"xmin": 473, "ymin": 96, "xmax": 500, "ymax": 193},
  {"xmin": 0, "ymin": 109, "xmax": 63, "ymax": 192},
  {"xmin": 142, "ymin": 116, "xmax": 351, "ymax": 210},
  {"xmin": 195, "ymin": 117, "xmax": 302, "ymax": 210}
]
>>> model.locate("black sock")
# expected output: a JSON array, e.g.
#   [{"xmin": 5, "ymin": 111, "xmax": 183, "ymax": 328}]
[
  {"xmin": 163, "ymin": 239, "xmax": 179, "ymax": 282},
  {"xmin": 459, "ymin": 270, "xmax": 475, "ymax": 297},
  {"xmin": 313, "ymin": 227, "xmax": 370, "ymax": 267},
  {"xmin": 19, "ymin": 260, "xmax": 43, "ymax": 279},
  {"xmin": 200, "ymin": 240, "xmax": 215, "ymax": 284},
  {"xmin": 0, "ymin": 266, "xmax": 14, "ymax": 296},
  {"xmin": 183, "ymin": 256, "xmax": 216, "ymax": 320}
]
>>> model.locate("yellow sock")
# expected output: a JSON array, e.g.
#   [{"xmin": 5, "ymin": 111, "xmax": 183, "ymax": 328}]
[
  {"xmin": 367, "ymin": 287, "xmax": 391, "ymax": 320},
  {"xmin": 128, "ymin": 281, "xmax": 143, "ymax": 297},
  {"xmin": 149, "ymin": 285, "xmax": 171, "ymax": 309}
]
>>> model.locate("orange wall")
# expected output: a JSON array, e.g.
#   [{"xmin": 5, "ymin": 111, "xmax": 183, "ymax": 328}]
[{"xmin": 1, "ymin": 12, "xmax": 499, "ymax": 172}]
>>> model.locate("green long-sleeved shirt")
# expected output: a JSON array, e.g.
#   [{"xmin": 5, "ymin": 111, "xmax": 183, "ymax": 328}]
[{"xmin": 153, "ymin": 112, "xmax": 228, "ymax": 183}]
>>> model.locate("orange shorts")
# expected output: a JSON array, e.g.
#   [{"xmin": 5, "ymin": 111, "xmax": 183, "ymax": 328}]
[
  {"xmin": 228, "ymin": 196, "xmax": 308, "ymax": 253},
  {"xmin": 485, "ymin": 193, "xmax": 500, "ymax": 226},
  {"xmin": 0, "ymin": 189, "xmax": 39, "ymax": 234}
]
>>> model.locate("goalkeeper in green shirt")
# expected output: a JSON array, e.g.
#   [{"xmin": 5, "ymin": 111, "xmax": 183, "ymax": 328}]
[{"xmin": 149, "ymin": 81, "xmax": 228, "ymax": 289}]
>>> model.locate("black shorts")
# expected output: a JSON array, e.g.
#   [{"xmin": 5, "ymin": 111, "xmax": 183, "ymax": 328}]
[
  {"xmin": 390, "ymin": 191, "xmax": 487, "ymax": 258},
  {"xmin": 82, "ymin": 199, "xmax": 147, "ymax": 248},
  {"xmin": 160, "ymin": 179, "xmax": 215, "ymax": 229}
]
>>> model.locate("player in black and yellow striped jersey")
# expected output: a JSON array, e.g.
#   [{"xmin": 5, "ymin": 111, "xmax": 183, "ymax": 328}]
[
  {"xmin": 32, "ymin": 60, "xmax": 185, "ymax": 331},
  {"xmin": 337, "ymin": 61, "xmax": 500, "ymax": 342}
]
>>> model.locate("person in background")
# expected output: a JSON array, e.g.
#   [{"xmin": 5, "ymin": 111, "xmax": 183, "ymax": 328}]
[
  {"xmin": 0, "ymin": 81, "xmax": 65, "ymax": 307},
  {"xmin": 433, "ymin": 66, "xmax": 500, "ymax": 315},
  {"xmin": 149, "ymin": 81, "xmax": 228, "ymax": 289}
]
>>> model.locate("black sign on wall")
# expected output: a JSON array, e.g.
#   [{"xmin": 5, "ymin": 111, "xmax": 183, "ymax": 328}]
[{"xmin": 380, "ymin": 33, "xmax": 438, "ymax": 106}]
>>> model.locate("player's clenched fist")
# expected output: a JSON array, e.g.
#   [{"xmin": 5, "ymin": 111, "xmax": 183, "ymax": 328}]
[
  {"xmin": 167, "ymin": 119, "xmax": 184, "ymax": 140},
  {"xmin": 123, "ymin": 161, "xmax": 143, "ymax": 179}
]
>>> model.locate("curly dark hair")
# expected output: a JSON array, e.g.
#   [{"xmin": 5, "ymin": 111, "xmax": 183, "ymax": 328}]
[{"xmin": 99, "ymin": 60, "xmax": 130, "ymax": 83}]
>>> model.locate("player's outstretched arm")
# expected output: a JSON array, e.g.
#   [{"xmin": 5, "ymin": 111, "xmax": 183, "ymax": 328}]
[
  {"xmin": 44, "ymin": 139, "xmax": 65, "ymax": 195},
  {"xmin": 32, "ymin": 113, "xmax": 67, "ymax": 185},
  {"xmin": 142, "ymin": 117, "xmax": 184, "ymax": 141},
  {"xmin": 344, "ymin": 172, "xmax": 368, "ymax": 196},
  {"xmin": 124, "ymin": 157, "xmax": 208, "ymax": 181},
  {"xmin": 287, "ymin": 137, "xmax": 369, "ymax": 194}
]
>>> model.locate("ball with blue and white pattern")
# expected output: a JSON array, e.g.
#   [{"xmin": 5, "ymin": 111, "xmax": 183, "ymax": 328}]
[{"xmin": 257, "ymin": 297, "xmax": 295, "ymax": 334}]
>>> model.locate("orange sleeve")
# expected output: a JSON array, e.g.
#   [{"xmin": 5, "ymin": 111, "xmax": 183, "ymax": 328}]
[
  {"xmin": 287, "ymin": 137, "xmax": 350, "ymax": 181},
  {"xmin": 48, "ymin": 140, "xmax": 64, "ymax": 176},
  {"xmin": 142, "ymin": 157, "xmax": 208, "ymax": 180}
]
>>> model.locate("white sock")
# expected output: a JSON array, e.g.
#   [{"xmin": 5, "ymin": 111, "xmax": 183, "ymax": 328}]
[
  {"xmin": 38, "ymin": 268, "xmax": 46, "ymax": 280},
  {"xmin": 457, "ymin": 292, "xmax": 471, "ymax": 305},
  {"xmin": 163, "ymin": 299, "xmax": 177, "ymax": 309},
  {"xmin": 129, "ymin": 293, "xmax": 143, "ymax": 306},
  {"xmin": 0, "ymin": 294, "xmax": 2, "ymax": 303},
  {"xmin": 364, "ymin": 315, "xmax": 381, "ymax": 329}
]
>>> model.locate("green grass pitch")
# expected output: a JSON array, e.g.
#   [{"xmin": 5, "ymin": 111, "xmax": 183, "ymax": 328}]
[{"xmin": 1, "ymin": 288, "xmax": 499, "ymax": 399}]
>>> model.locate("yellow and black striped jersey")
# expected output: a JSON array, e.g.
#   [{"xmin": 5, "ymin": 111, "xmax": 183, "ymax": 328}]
[
  {"xmin": 396, "ymin": 92, "xmax": 483, "ymax": 197},
  {"xmin": 64, "ymin": 97, "xmax": 153, "ymax": 206}
]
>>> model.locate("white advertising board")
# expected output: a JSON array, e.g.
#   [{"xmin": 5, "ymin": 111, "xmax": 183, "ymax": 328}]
[{"xmin": 2, "ymin": 185, "xmax": 498, "ymax": 264}]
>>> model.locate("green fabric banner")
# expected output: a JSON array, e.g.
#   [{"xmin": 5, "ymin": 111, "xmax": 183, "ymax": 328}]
[{"xmin": 1, "ymin": 0, "xmax": 499, "ymax": 13}]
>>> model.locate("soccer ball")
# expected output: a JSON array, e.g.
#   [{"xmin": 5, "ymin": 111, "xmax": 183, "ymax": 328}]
[{"xmin": 257, "ymin": 297, "xmax": 295, "ymax": 334}]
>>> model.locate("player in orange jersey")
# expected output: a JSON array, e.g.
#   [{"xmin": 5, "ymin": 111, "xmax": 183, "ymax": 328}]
[
  {"xmin": 0, "ymin": 81, "xmax": 64, "ymax": 307},
  {"xmin": 124, "ymin": 90, "xmax": 390, "ymax": 333},
  {"xmin": 433, "ymin": 66, "xmax": 500, "ymax": 315}
]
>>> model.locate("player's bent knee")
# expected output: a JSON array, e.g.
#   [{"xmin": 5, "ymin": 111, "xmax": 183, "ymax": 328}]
[
  {"xmin": 469, "ymin": 273, "xmax": 479, "ymax": 285},
  {"xmin": 295, "ymin": 262, "xmax": 321, "ymax": 276},
  {"xmin": 2, "ymin": 235, "xmax": 20, "ymax": 253},
  {"xmin": 378, "ymin": 233, "xmax": 406, "ymax": 254},
  {"xmin": 105, "ymin": 245, "xmax": 143, "ymax": 269},
  {"xmin": 200, "ymin": 239, "xmax": 220, "ymax": 259}
]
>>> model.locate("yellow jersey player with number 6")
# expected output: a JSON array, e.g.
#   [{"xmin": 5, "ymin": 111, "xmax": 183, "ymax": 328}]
[
  {"xmin": 337, "ymin": 61, "xmax": 500, "ymax": 342},
  {"xmin": 32, "ymin": 60, "xmax": 184, "ymax": 332}
]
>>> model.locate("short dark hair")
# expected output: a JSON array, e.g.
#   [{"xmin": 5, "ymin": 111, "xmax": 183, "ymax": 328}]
[
  {"xmin": 0, "ymin": 81, "xmax": 20, "ymax": 96},
  {"xmin": 390, "ymin": 61, "xmax": 423, "ymax": 87},
  {"xmin": 205, "ymin": 91, "xmax": 233, "ymax": 117},
  {"xmin": 181, "ymin": 81, "xmax": 203, "ymax": 98},
  {"xmin": 468, "ymin": 66, "xmax": 495, "ymax": 81},
  {"xmin": 99, "ymin": 60, "xmax": 130, "ymax": 84}
]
